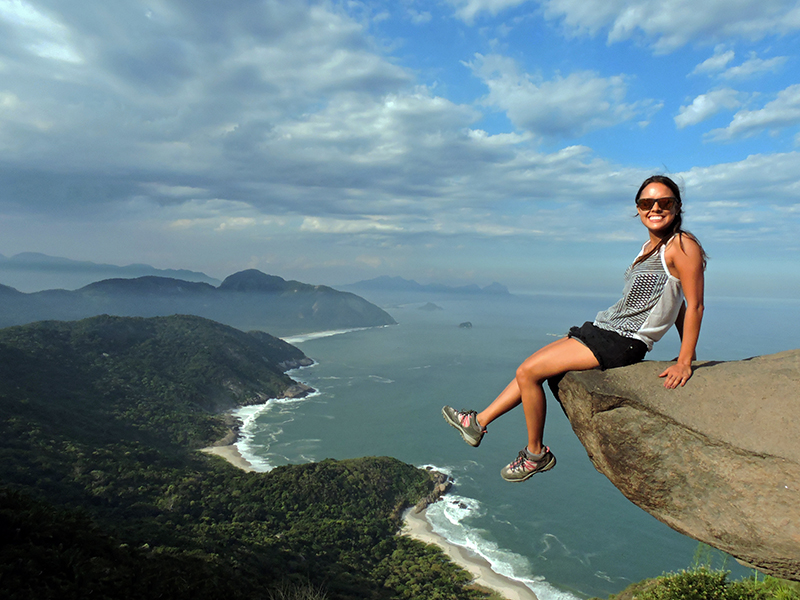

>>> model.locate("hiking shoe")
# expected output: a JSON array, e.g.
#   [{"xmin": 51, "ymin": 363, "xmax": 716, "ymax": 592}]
[
  {"xmin": 442, "ymin": 406, "xmax": 486, "ymax": 447},
  {"xmin": 500, "ymin": 447, "xmax": 556, "ymax": 482}
]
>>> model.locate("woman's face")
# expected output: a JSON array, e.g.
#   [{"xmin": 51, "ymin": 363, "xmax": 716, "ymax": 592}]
[{"xmin": 637, "ymin": 182, "xmax": 678, "ymax": 236}]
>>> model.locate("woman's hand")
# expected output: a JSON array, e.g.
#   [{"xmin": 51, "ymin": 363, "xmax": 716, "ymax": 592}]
[{"xmin": 659, "ymin": 362, "xmax": 692, "ymax": 389}]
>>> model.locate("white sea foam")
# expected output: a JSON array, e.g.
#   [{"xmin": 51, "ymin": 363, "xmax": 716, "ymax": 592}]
[
  {"xmin": 421, "ymin": 465, "xmax": 581, "ymax": 600},
  {"xmin": 233, "ymin": 403, "xmax": 278, "ymax": 471},
  {"xmin": 282, "ymin": 325, "xmax": 390, "ymax": 344},
  {"xmin": 233, "ymin": 364, "xmax": 321, "ymax": 471}
]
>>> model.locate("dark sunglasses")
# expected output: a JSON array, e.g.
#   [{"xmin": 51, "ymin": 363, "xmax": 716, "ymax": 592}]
[{"xmin": 636, "ymin": 196, "xmax": 676, "ymax": 211}]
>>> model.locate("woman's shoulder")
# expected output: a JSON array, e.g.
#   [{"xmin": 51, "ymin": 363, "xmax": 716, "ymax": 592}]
[
  {"xmin": 666, "ymin": 231, "xmax": 700, "ymax": 251},
  {"xmin": 665, "ymin": 232, "xmax": 705, "ymax": 266}
]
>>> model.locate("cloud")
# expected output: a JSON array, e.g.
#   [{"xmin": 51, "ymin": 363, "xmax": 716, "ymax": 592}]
[
  {"xmin": 300, "ymin": 216, "xmax": 404, "ymax": 234},
  {"xmin": 539, "ymin": 0, "xmax": 800, "ymax": 53},
  {"xmin": 708, "ymin": 84, "xmax": 800, "ymax": 140},
  {"xmin": 0, "ymin": 0, "xmax": 639, "ymax": 243},
  {"xmin": 691, "ymin": 46, "xmax": 736, "ymax": 75},
  {"xmin": 1, "ymin": 0, "xmax": 799, "ymax": 291},
  {"xmin": 718, "ymin": 53, "xmax": 788, "ymax": 80},
  {"xmin": 467, "ymin": 53, "xmax": 657, "ymax": 138},
  {"xmin": 675, "ymin": 89, "xmax": 743, "ymax": 128},
  {"xmin": 0, "ymin": 0, "xmax": 82, "ymax": 63},
  {"xmin": 445, "ymin": 0, "xmax": 532, "ymax": 24},
  {"xmin": 682, "ymin": 151, "xmax": 800, "ymax": 200}
]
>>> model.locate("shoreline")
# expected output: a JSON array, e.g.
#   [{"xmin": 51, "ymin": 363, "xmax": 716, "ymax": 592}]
[
  {"xmin": 403, "ymin": 507, "xmax": 539, "ymax": 600},
  {"xmin": 199, "ymin": 443, "xmax": 256, "ymax": 472},
  {"xmin": 200, "ymin": 443, "xmax": 537, "ymax": 600}
]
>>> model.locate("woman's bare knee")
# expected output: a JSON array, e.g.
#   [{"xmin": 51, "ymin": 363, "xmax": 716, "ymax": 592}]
[{"xmin": 516, "ymin": 359, "xmax": 545, "ymax": 385}]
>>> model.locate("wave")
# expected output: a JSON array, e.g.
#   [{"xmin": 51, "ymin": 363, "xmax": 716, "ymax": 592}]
[
  {"xmin": 421, "ymin": 464, "xmax": 581, "ymax": 600},
  {"xmin": 233, "ymin": 363, "xmax": 321, "ymax": 471},
  {"xmin": 282, "ymin": 325, "xmax": 390, "ymax": 344}
]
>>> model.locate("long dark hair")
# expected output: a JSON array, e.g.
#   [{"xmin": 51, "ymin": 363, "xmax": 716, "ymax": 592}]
[{"xmin": 633, "ymin": 175, "xmax": 707, "ymax": 269}]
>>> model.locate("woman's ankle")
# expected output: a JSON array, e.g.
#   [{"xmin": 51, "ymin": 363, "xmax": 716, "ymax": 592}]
[{"xmin": 526, "ymin": 444, "xmax": 544, "ymax": 457}]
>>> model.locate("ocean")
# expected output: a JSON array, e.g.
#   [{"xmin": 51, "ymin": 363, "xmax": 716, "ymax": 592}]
[{"xmin": 234, "ymin": 291, "xmax": 799, "ymax": 599}]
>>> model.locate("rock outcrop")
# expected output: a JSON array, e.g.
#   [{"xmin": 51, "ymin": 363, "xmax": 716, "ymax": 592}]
[
  {"xmin": 550, "ymin": 349, "xmax": 800, "ymax": 581},
  {"xmin": 414, "ymin": 468, "xmax": 454, "ymax": 513}
]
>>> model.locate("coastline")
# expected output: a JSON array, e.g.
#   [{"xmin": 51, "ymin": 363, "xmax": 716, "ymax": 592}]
[
  {"xmin": 199, "ymin": 443, "xmax": 256, "ymax": 472},
  {"xmin": 403, "ymin": 507, "xmax": 539, "ymax": 600},
  {"xmin": 200, "ymin": 442, "xmax": 537, "ymax": 600}
]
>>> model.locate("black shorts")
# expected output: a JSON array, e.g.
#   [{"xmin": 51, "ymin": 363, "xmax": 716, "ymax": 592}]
[{"xmin": 568, "ymin": 322, "xmax": 647, "ymax": 371}]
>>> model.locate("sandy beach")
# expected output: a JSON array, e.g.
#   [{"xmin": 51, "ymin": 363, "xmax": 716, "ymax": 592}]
[
  {"xmin": 403, "ymin": 508, "xmax": 539, "ymax": 600},
  {"xmin": 199, "ymin": 444, "xmax": 257, "ymax": 472}
]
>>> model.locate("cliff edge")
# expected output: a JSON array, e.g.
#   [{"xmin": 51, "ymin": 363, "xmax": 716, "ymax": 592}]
[{"xmin": 550, "ymin": 349, "xmax": 800, "ymax": 581}]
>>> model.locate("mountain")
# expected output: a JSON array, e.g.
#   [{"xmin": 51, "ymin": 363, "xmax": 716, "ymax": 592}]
[
  {"xmin": 0, "ymin": 315, "xmax": 477, "ymax": 600},
  {"xmin": 344, "ymin": 275, "xmax": 510, "ymax": 296},
  {"xmin": 0, "ymin": 252, "xmax": 220, "ymax": 292},
  {"xmin": 0, "ymin": 270, "xmax": 396, "ymax": 336}
]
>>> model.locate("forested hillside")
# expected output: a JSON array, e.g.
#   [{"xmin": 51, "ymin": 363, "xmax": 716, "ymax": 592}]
[{"xmin": 0, "ymin": 315, "xmax": 488, "ymax": 600}]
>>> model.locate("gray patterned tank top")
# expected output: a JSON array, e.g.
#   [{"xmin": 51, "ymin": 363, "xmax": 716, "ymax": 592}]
[{"xmin": 593, "ymin": 238, "xmax": 684, "ymax": 351}]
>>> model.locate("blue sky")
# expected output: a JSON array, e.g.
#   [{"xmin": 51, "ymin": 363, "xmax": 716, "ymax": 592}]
[{"xmin": 1, "ymin": 0, "xmax": 799, "ymax": 296}]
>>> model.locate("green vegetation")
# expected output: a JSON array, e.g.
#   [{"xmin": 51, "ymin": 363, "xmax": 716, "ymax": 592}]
[
  {"xmin": 604, "ymin": 547, "xmax": 800, "ymax": 600},
  {"xmin": 0, "ymin": 315, "xmax": 489, "ymax": 600}
]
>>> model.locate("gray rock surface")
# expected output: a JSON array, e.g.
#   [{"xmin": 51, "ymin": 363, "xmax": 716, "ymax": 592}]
[
  {"xmin": 551, "ymin": 349, "xmax": 800, "ymax": 581},
  {"xmin": 414, "ymin": 469, "xmax": 454, "ymax": 513}
]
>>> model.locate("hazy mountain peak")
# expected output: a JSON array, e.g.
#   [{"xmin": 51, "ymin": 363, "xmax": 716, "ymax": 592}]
[
  {"xmin": 0, "ymin": 252, "xmax": 220, "ymax": 292},
  {"xmin": 219, "ymin": 269, "xmax": 292, "ymax": 292},
  {"xmin": 80, "ymin": 276, "xmax": 216, "ymax": 294}
]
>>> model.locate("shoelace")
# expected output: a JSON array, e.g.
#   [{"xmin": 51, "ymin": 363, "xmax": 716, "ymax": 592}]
[
  {"xmin": 510, "ymin": 451, "xmax": 532, "ymax": 470},
  {"xmin": 511, "ymin": 448, "xmax": 547, "ymax": 471},
  {"xmin": 458, "ymin": 409, "xmax": 477, "ymax": 427}
]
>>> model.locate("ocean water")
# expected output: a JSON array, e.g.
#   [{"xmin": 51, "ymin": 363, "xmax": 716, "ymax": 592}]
[{"xmin": 235, "ymin": 291, "xmax": 800, "ymax": 599}]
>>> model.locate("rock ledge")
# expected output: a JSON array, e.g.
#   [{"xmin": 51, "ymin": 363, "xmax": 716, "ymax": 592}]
[{"xmin": 551, "ymin": 349, "xmax": 800, "ymax": 581}]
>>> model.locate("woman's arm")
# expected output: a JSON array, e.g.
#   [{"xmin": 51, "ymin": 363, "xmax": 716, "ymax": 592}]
[{"xmin": 660, "ymin": 237, "xmax": 705, "ymax": 389}]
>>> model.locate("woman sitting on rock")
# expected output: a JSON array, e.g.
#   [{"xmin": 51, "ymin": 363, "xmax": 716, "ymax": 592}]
[{"xmin": 443, "ymin": 175, "xmax": 707, "ymax": 482}]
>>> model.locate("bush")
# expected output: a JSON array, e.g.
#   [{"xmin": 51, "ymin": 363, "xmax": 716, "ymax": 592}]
[{"xmin": 635, "ymin": 567, "xmax": 800, "ymax": 600}]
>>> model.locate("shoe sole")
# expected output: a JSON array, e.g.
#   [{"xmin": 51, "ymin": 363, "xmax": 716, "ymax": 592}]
[
  {"xmin": 501, "ymin": 454, "xmax": 556, "ymax": 482},
  {"xmin": 441, "ymin": 407, "xmax": 481, "ymax": 447}
]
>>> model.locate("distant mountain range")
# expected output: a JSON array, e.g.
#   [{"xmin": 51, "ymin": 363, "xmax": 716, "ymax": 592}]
[
  {"xmin": 344, "ymin": 276, "xmax": 510, "ymax": 295},
  {"xmin": 0, "ymin": 252, "xmax": 220, "ymax": 292},
  {"xmin": 0, "ymin": 269, "xmax": 396, "ymax": 336}
]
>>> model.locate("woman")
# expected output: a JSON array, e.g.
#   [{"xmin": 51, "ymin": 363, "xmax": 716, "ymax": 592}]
[{"xmin": 442, "ymin": 175, "xmax": 706, "ymax": 482}]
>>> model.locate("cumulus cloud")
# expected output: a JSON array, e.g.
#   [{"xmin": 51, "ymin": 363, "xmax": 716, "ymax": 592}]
[
  {"xmin": 1, "ymin": 0, "xmax": 799, "ymax": 290},
  {"xmin": 718, "ymin": 53, "xmax": 788, "ymax": 80},
  {"xmin": 0, "ymin": 0, "xmax": 639, "ymax": 243},
  {"xmin": 708, "ymin": 84, "xmax": 800, "ymax": 140},
  {"xmin": 539, "ymin": 0, "xmax": 800, "ymax": 53},
  {"xmin": 692, "ymin": 48, "xmax": 787, "ymax": 80},
  {"xmin": 691, "ymin": 46, "xmax": 736, "ymax": 75},
  {"xmin": 682, "ymin": 151, "xmax": 800, "ymax": 198},
  {"xmin": 467, "ymin": 53, "xmax": 657, "ymax": 138},
  {"xmin": 445, "ymin": 0, "xmax": 532, "ymax": 24},
  {"xmin": 675, "ymin": 89, "xmax": 743, "ymax": 128}
]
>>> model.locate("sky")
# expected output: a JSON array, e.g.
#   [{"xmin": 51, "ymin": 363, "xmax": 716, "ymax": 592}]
[{"xmin": 1, "ymin": 0, "xmax": 800, "ymax": 296}]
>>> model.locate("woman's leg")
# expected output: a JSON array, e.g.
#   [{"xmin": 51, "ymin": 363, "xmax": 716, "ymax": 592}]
[
  {"xmin": 477, "ymin": 337, "xmax": 599, "ymax": 452},
  {"xmin": 476, "ymin": 378, "xmax": 521, "ymax": 429},
  {"xmin": 517, "ymin": 337, "xmax": 598, "ymax": 454}
]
